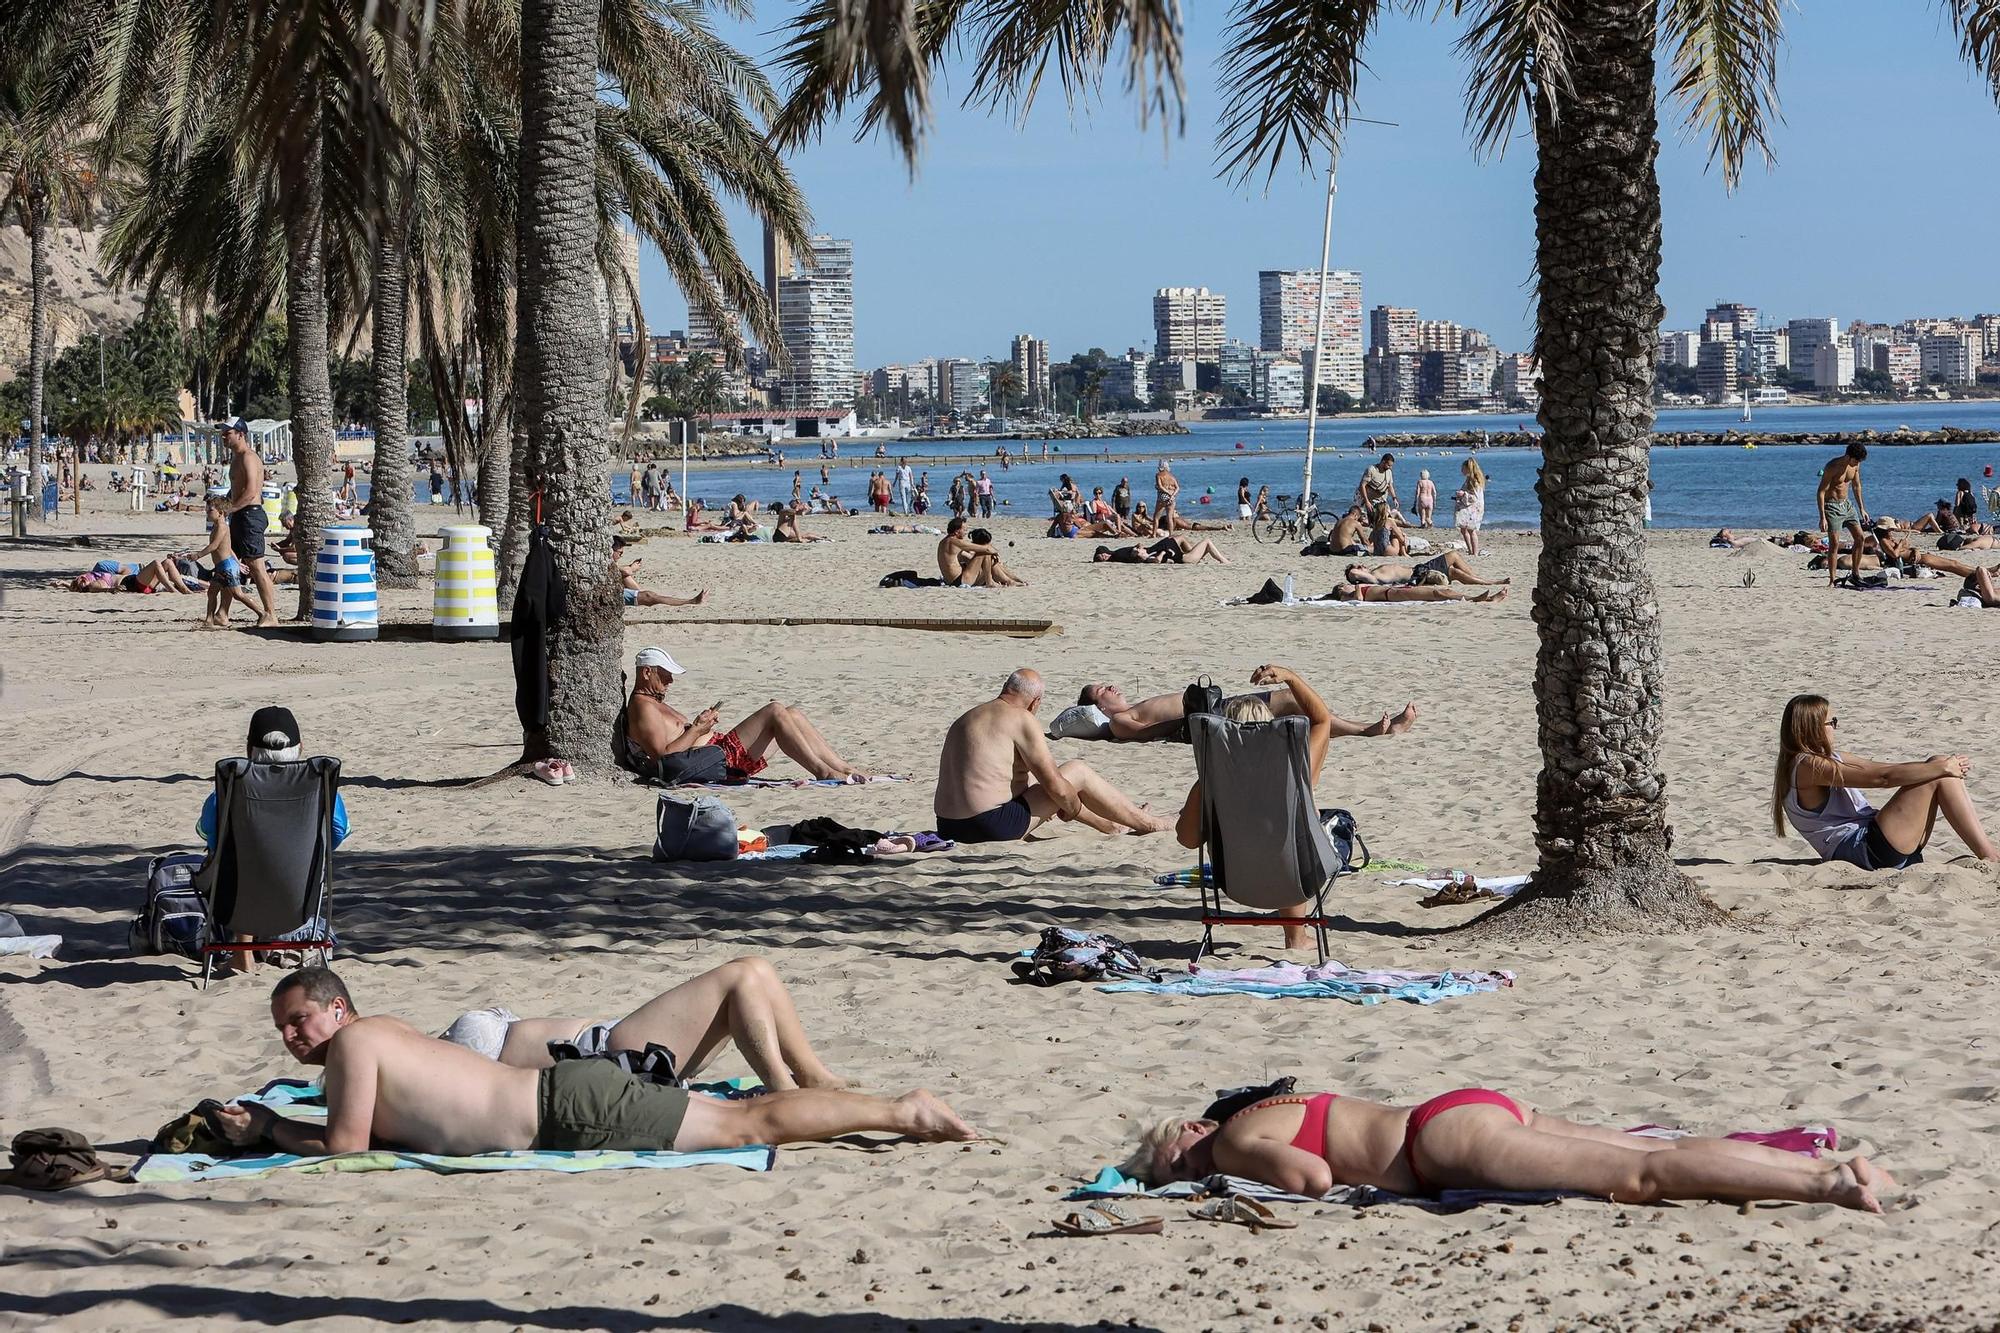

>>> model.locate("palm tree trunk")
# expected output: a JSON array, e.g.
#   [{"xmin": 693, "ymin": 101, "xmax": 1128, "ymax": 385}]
[
  {"xmin": 369, "ymin": 212, "xmax": 418, "ymax": 586},
  {"xmin": 27, "ymin": 209, "xmax": 48, "ymax": 515},
  {"xmin": 515, "ymin": 0, "xmax": 621, "ymax": 767},
  {"xmin": 285, "ymin": 112, "xmax": 339, "ymax": 621},
  {"xmin": 1493, "ymin": 0, "xmax": 1711, "ymax": 931},
  {"xmin": 473, "ymin": 241, "xmax": 516, "ymax": 536}
]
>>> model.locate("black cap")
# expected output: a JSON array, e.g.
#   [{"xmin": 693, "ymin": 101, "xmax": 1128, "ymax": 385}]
[{"xmin": 247, "ymin": 706, "xmax": 301, "ymax": 751}]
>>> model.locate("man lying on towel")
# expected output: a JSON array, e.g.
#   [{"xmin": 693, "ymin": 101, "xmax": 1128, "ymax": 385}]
[
  {"xmin": 1076, "ymin": 679, "xmax": 1418, "ymax": 744},
  {"xmin": 214, "ymin": 968, "xmax": 976, "ymax": 1156}
]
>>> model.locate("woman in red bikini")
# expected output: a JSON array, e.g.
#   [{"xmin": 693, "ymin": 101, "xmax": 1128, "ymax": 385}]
[{"xmin": 1124, "ymin": 1087, "xmax": 1892, "ymax": 1212}]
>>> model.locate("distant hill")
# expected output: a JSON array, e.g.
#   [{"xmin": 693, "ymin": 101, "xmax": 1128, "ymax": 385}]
[{"xmin": 0, "ymin": 223, "xmax": 148, "ymax": 384}]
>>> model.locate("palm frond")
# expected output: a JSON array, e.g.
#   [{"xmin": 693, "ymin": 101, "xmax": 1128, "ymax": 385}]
[
  {"xmin": 1214, "ymin": 0, "xmax": 1389, "ymax": 186},
  {"xmin": 1943, "ymin": 0, "xmax": 2000, "ymax": 106},
  {"xmin": 1442, "ymin": 0, "xmax": 1572, "ymax": 158},
  {"xmin": 1657, "ymin": 0, "xmax": 1786, "ymax": 187}
]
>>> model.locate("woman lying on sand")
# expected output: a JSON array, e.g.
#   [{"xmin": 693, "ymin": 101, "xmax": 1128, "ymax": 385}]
[
  {"xmin": 1775, "ymin": 693, "xmax": 1999, "ymax": 867},
  {"xmin": 56, "ymin": 557, "xmax": 204, "ymax": 594},
  {"xmin": 1321, "ymin": 581, "xmax": 1507, "ymax": 604},
  {"xmin": 1123, "ymin": 1086, "xmax": 1892, "ymax": 1212},
  {"xmin": 1092, "ymin": 536, "xmax": 1229, "ymax": 565}
]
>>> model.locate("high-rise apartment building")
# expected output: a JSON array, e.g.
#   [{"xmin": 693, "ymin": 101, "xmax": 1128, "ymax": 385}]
[
  {"xmin": 596, "ymin": 226, "xmax": 642, "ymax": 337},
  {"xmin": 1696, "ymin": 340, "xmax": 1738, "ymax": 402},
  {"xmin": 684, "ymin": 266, "xmax": 728, "ymax": 348},
  {"xmin": 1812, "ymin": 337, "xmax": 1855, "ymax": 390},
  {"xmin": 778, "ymin": 235, "xmax": 855, "ymax": 409},
  {"xmin": 761, "ymin": 223, "xmax": 793, "ymax": 315},
  {"xmin": 1741, "ymin": 328, "xmax": 1788, "ymax": 382},
  {"xmin": 1919, "ymin": 331, "xmax": 1980, "ymax": 385},
  {"xmin": 1217, "ymin": 340, "xmax": 1259, "ymax": 395},
  {"xmin": 1499, "ymin": 354, "xmax": 1540, "ymax": 407},
  {"xmin": 1258, "ymin": 269, "xmax": 1363, "ymax": 396},
  {"xmin": 937, "ymin": 358, "xmax": 988, "ymax": 415},
  {"xmin": 1786, "ymin": 318, "xmax": 1838, "ymax": 375},
  {"xmin": 1978, "ymin": 314, "xmax": 2000, "ymax": 364},
  {"xmin": 1101, "ymin": 349, "xmax": 1151, "ymax": 406},
  {"xmin": 1657, "ymin": 330, "xmax": 1701, "ymax": 367},
  {"xmin": 1705, "ymin": 302, "xmax": 1758, "ymax": 336},
  {"xmin": 1010, "ymin": 334, "xmax": 1051, "ymax": 411},
  {"xmin": 1250, "ymin": 354, "xmax": 1304, "ymax": 412},
  {"xmin": 1875, "ymin": 342, "xmax": 1920, "ymax": 389},
  {"xmin": 1416, "ymin": 320, "xmax": 1464, "ymax": 354},
  {"xmin": 1368, "ymin": 306, "xmax": 1419, "ymax": 354},
  {"xmin": 1152, "ymin": 287, "xmax": 1227, "ymax": 361},
  {"xmin": 1364, "ymin": 348, "xmax": 1417, "ymax": 411},
  {"xmin": 1416, "ymin": 348, "xmax": 1495, "ymax": 410}
]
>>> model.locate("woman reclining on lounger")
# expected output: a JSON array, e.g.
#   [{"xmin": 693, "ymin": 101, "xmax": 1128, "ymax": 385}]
[
  {"xmin": 1122, "ymin": 1086, "xmax": 1892, "ymax": 1211},
  {"xmin": 1774, "ymin": 693, "xmax": 1998, "ymax": 866}
]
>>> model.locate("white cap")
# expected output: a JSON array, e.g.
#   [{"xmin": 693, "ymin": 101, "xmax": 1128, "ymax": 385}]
[{"xmin": 635, "ymin": 647, "xmax": 686, "ymax": 675}]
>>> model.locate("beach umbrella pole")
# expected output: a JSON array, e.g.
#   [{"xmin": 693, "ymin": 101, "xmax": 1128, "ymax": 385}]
[{"xmin": 1299, "ymin": 160, "xmax": 1337, "ymax": 520}]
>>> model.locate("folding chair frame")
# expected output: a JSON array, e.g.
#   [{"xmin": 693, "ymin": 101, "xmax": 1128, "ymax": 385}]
[
  {"xmin": 195, "ymin": 757, "xmax": 340, "ymax": 989},
  {"xmin": 1194, "ymin": 870, "xmax": 1335, "ymax": 967}
]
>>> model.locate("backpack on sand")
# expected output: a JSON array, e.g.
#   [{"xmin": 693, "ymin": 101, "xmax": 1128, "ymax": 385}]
[
  {"xmin": 1010, "ymin": 927, "xmax": 1161, "ymax": 987},
  {"xmin": 130, "ymin": 852, "xmax": 210, "ymax": 960},
  {"xmin": 653, "ymin": 793, "xmax": 740, "ymax": 861}
]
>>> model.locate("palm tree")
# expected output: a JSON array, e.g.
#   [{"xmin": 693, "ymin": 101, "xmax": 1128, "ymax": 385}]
[
  {"xmin": 771, "ymin": 2, "xmax": 2000, "ymax": 930},
  {"xmin": 987, "ymin": 363, "xmax": 1021, "ymax": 420},
  {"xmin": 0, "ymin": 44, "xmax": 98, "ymax": 512}
]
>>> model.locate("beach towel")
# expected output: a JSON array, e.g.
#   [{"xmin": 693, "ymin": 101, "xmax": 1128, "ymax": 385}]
[
  {"xmin": 1392, "ymin": 873, "xmax": 1531, "ymax": 899},
  {"xmin": 0, "ymin": 935, "xmax": 62, "ymax": 958},
  {"xmin": 1068, "ymin": 1122, "xmax": 1835, "ymax": 1211},
  {"xmin": 1100, "ymin": 960, "xmax": 1513, "ymax": 1005},
  {"xmin": 677, "ymin": 774, "xmax": 909, "ymax": 791},
  {"xmin": 131, "ymin": 1079, "xmax": 776, "ymax": 1182}
]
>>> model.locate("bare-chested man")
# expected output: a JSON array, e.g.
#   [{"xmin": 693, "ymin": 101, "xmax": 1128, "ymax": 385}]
[
  {"xmin": 221, "ymin": 418, "xmax": 281, "ymax": 627},
  {"xmin": 438, "ymin": 955, "xmax": 844, "ymax": 1092},
  {"xmin": 937, "ymin": 516, "xmax": 1024, "ymax": 587},
  {"xmin": 216, "ymin": 968, "xmax": 974, "ymax": 1157},
  {"xmin": 623, "ymin": 646, "xmax": 871, "ymax": 781},
  {"xmin": 1817, "ymin": 442, "xmax": 1870, "ymax": 588},
  {"xmin": 934, "ymin": 669, "xmax": 1170, "ymax": 842},
  {"xmin": 613, "ymin": 537, "xmax": 707, "ymax": 608},
  {"xmin": 1077, "ymin": 679, "xmax": 1418, "ymax": 744},
  {"xmin": 1325, "ymin": 503, "xmax": 1368, "ymax": 556}
]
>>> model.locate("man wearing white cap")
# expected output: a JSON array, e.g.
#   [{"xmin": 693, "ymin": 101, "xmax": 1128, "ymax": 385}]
[{"xmin": 624, "ymin": 647, "xmax": 874, "ymax": 782}]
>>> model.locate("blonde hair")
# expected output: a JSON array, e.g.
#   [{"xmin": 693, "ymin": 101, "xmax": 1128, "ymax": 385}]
[
  {"xmin": 1224, "ymin": 695, "xmax": 1274, "ymax": 724},
  {"xmin": 1118, "ymin": 1117, "xmax": 1187, "ymax": 1184},
  {"xmin": 1462, "ymin": 457, "xmax": 1487, "ymax": 491},
  {"xmin": 1773, "ymin": 694, "xmax": 1833, "ymax": 836}
]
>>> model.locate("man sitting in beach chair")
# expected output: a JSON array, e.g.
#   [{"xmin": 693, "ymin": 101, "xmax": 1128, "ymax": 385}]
[
  {"xmin": 1076, "ymin": 679, "xmax": 1417, "ymax": 745},
  {"xmin": 1172, "ymin": 666, "xmax": 1365, "ymax": 961},
  {"xmin": 215, "ymin": 968, "xmax": 977, "ymax": 1156}
]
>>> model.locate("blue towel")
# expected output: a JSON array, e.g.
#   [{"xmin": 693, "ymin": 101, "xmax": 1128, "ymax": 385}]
[
  {"xmin": 1065, "ymin": 1165, "xmax": 1573, "ymax": 1212},
  {"xmin": 1098, "ymin": 972, "xmax": 1506, "ymax": 1004},
  {"xmin": 132, "ymin": 1145, "xmax": 775, "ymax": 1182}
]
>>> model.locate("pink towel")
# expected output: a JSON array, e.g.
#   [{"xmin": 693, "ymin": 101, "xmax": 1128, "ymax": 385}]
[{"xmin": 1625, "ymin": 1124, "xmax": 1837, "ymax": 1158}]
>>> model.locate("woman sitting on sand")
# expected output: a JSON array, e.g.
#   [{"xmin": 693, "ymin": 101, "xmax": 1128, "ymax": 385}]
[
  {"xmin": 1122, "ymin": 1086, "xmax": 1891, "ymax": 1212},
  {"xmin": 1775, "ymin": 692, "xmax": 1999, "ymax": 867}
]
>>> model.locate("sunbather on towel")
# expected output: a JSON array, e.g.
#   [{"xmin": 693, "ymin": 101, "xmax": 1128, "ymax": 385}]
[
  {"xmin": 934, "ymin": 668, "xmax": 1171, "ymax": 842},
  {"xmin": 218, "ymin": 967, "xmax": 976, "ymax": 1157},
  {"xmin": 1076, "ymin": 679, "xmax": 1417, "ymax": 744},
  {"xmin": 1774, "ymin": 693, "xmax": 1999, "ymax": 866},
  {"xmin": 1120, "ymin": 1086, "xmax": 1892, "ymax": 1211},
  {"xmin": 624, "ymin": 646, "xmax": 875, "ymax": 781},
  {"xmin": 440, "ymin": 956, "xmax": 846, "ymax": 1092},
  {"xmin": 1172, "ymin": 666, "xmax": 1333, "ymax": 951},
  {"xmin": 1320, "ymin": 582, "xmax": 1508, "ymax": 604},
  {"xmin": 1343, "ymin": 552, "xmax": 1508, "ymax": 587}
]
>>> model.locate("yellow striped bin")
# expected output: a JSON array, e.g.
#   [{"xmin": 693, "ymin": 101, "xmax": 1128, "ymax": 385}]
[
  {"xmin": 433, "ymin": 524, "xmax": 499, "ymax": 641},
  {"xmin": 260, "ymin": 482, "xmax": 283, "ymax": 529}
]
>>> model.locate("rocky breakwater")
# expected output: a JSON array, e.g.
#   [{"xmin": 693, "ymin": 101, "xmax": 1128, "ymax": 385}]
[
  {"xmin": 1361, "ymin": 425, "xmax": 2000, "ymax": 451},
  {"xmin": 1041, "ymin": 418, "xmax": 1190, "ymax": 440}
]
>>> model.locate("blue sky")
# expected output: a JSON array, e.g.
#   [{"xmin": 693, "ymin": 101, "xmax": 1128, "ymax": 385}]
[{"xmin": 638, "ymin": 3, "xmax": 2000, "ymax": 366}]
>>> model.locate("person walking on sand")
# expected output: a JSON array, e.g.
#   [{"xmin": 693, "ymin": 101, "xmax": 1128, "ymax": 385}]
[
  {"xmin": 1774, "ymin": 693, "xmax": 1999, "ymax": 867},
  {"xmin": 896, "ymin": 459, "xmax": 914, "ymax": 514},
  {"xmin": 976, "ymin": 468, "xmax": 994, "ymax": 518},
  {"xmin": 1817, "ymin": 443, "xmax": 1871, "ymax": 588},
  {"xmin": 1415, "ymin": 469, "xmax": 1437, "ymax": 527},
  {"xmin": 1455, "ymin": 458, "xmax": 1487, "ymax": 557},
  {"xmin": 221, "ymin": 419, "xmax": 281, "ymax": 627}
]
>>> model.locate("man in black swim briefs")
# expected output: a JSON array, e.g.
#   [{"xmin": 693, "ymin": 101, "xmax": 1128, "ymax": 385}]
[{"xmin": 932, "ymin": 669, "xmax": 1171, "ymax": 843}]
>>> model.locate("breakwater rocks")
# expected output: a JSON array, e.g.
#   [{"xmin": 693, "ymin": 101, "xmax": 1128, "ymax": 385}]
[
  {"xmin": 1362, "ymin": 426, "xmax": 2000, "ymax": 451},
  {"xmin": 1039, "ymin": 419, "xmax": 1190, "ymax": 440}
]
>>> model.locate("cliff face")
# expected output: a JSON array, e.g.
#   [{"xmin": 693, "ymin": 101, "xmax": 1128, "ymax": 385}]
[{"xmin": 0, "ymin": 222, "xmax": 148, "ymax": 383}]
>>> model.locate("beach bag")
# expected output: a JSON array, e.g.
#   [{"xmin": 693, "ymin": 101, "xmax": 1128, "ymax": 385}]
[
  {"xmin": 130, "ymin": 852, "xmax": 210, "ymax": 960},
  {"xmin": 1203, "ymin": 1077, "xmax": 1299, "ymax": 1124},
  {"xmin": 1319, "ymin": 808, "xmax": 1368, "ymax": 875},
  {"xmin": 1010, "ymin": 927, "xmax": 1160, "ymax": 987},
  {"xmin": 1182, "ymin": 675, "xmax": 1223, "ymax": 720},
  {"xmin": 653, "ymin": 793, "xmax": 739, "ymax": 862}
]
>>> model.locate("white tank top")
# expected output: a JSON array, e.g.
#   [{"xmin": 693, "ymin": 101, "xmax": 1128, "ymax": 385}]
[{"xmin": 1783, "ymin": 753, "xmax": 1875, "ymax": 858}]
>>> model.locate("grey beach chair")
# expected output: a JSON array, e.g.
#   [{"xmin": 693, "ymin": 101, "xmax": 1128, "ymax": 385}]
[
  {"xmin": 1186, "ymin": 713, "xmax": 1367, "ymax": 965},
  {"xmin": 193, "ymin": 756, "xmax": 341, "ymax": 987}
]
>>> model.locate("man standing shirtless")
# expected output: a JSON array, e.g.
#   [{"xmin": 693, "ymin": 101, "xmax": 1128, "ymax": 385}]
[
  {"xmin": 218, "ymin": 968, "xmax": 974, "ymax": 1157},
  {"xmin": 623, "ymin": 646, "xmax": 871, "ymax": 781},
  {"xmin": 936, "ymin": 517, "xmax": 1024, "ymax": 587},
  {"xmin": 933, "ymin": 669, "xmax": 1170, "ymax": 843},
  {"xmin": 1154, "ymin": 459, "xmax": 1181, "ymax": 533},
  {"xmin": 221, "ymin": 419, "xmax": 281, "ymax": 627},
  {"xmin": 1817, "ymin": 442, "xmax": 1870, "ymax": 588},
  {"xmin": 1077, "ymin": 678, "xmax": 1418, "ymax": 744}
]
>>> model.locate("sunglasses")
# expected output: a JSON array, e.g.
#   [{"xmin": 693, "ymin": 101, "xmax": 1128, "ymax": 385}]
[{"xmin": 1827, "ymin": 717, "xmax": 1840, "ymax": 727}]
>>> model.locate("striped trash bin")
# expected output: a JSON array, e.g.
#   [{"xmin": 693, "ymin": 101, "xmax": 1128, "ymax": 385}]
[
  {"xmin": 433, "ymin": 524, "xmax": 499, "ymax": 641},
  {"xmin": 261, "ymin": 482, "xmax": 283, "ymax": 529},
  {"xmin": 311, "ymin": 525, "xmax": 379, "ymax": 642}
]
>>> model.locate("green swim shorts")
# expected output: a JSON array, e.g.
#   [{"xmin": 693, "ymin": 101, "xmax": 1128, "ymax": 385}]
[
  {"xmin": 534, "ymin": 1059, "xmax": 689, "ymax": 1151},
  {"xmin": 1824, "ymin": 495, "xmax": 1861, "ymax": 529}
]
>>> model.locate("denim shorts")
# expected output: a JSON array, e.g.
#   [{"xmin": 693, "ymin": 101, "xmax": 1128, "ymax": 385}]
[{"xmin": 1829, "ymin": 819, "xmax": 1922, "ymax": 872}]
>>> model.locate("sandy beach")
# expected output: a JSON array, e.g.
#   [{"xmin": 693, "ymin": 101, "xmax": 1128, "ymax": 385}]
[{"xmin": 4, "ymin": 482, "xmax": 1999, "ymax": 1331}]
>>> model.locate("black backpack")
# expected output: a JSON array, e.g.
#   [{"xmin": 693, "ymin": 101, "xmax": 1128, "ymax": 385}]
[{"xmin": 130, "ymin": 852, "xmax": 209, "ymax": 960}]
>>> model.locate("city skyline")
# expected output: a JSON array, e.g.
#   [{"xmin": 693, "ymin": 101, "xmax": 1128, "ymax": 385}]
[{"xmin": 635, "ymin": 3, "xmax": 2000, "ymax": 366}]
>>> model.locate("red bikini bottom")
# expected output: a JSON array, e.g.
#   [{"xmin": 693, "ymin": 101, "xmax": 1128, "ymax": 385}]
[{"xmin": 1402, "ymin": 1088, "xmax": 1525, "ymax": 1194}]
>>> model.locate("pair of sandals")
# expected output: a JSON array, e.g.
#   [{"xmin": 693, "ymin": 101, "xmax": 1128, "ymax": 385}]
[{"xmin": 1052, "ymin": 1196, "xmax": 1296, "ymax": 1237}]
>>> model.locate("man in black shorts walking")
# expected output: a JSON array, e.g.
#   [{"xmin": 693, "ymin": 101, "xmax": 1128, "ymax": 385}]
[{"xmin": 222, "ymin": 418, "xmax": 280, "ymax": 627}]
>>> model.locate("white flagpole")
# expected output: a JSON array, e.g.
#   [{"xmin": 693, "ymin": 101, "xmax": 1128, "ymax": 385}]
[{"xmin": 1299, "ymin": 160, "xmax": 1337, "ymax": 519}]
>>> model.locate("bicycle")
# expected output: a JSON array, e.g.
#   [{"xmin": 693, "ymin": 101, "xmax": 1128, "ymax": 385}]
[{"xmin": 1253, "ymin": 492, "xmax": 1324, "ymax": 546}]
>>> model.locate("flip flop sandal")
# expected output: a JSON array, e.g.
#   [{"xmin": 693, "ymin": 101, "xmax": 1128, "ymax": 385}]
[
  {"xmin": 1052, "ymin": 1201, "xmax": 1165, "ymax": 1237},
  {"xmin": 1191, "ymin": 1196, "xmax": 1297, "ymax": 1231}
]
